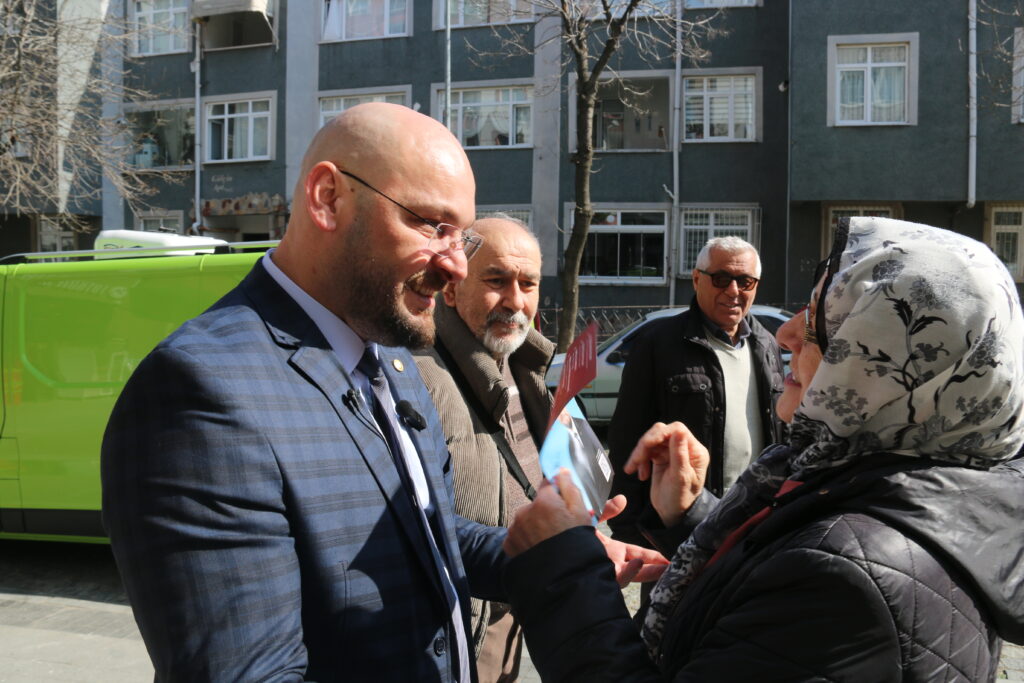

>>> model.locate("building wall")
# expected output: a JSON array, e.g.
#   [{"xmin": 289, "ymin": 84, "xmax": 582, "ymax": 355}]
[{"xmin": 790, "ymin": 0, "xmax": 969, "ymax": 202}]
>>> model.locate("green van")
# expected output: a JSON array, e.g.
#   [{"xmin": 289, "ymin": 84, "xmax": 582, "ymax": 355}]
[{"xmin": 0, "ymin": 233, "xmax": 273, "ymax": 542}]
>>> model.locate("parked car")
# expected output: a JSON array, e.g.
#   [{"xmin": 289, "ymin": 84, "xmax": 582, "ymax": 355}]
[{"xmin": 546, "ymin": 305, "xmax": 794, "ymax": 425}]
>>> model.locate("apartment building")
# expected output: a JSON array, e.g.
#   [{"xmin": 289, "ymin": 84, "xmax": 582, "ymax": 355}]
[{"xmin": 5, "ymin": 0, "xmax": 1021, "ymax": 306}]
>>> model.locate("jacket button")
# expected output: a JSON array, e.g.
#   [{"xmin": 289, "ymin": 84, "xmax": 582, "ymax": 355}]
[
  {"xmin": 699, "ymin": 383, "xmax": 708, "ymax": 390},
  {"xmin": 433, "ymin": 636, "xmax": 446, "ymax": 656},
  {"xmin": 671, "ymin": 386, "xmax": 679, "ymax": 393}
]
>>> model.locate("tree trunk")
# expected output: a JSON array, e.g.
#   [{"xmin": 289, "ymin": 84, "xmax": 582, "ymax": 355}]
[{"xmin": 556, "ymin": 89, "xmax": 597, "ymax": 352}]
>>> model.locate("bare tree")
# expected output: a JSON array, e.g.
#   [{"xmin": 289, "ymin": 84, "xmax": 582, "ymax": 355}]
[
  {"xmin": 974, "ymin": 0, "xmax": 1024, "ymax": 109},
  {"xmin": 468, "ymin": 0, "xmax": 721, "ymax": 351},
  {"xmin": 0, "ymin": 0, "xmax": 173, "ymax": 229}
]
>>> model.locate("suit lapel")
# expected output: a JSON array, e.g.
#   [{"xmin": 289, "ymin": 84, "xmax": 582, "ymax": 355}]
[
  {"xmin": 241, "ymin": 263, "xmax": 449, "ymax": 596},
  {"xmin": 378, "ymin": 347, "xmax": 461, "ymax": 568}
]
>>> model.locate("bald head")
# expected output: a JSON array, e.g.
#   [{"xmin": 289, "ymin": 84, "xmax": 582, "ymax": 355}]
[
  {"xmin": 273, "ymin": 102, "xmax": 477, "ymax": 347},
  {"xmin": 445, "ymin": 216, "xmax": 543, "ymax": 357},
  {"xmin": 292, "ymin": 103, "xmax": 473, "ymax": 212}
]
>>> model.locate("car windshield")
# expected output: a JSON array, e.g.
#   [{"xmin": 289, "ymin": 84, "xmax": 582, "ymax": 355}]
[{"xmin": 597, "ymin": 318, "xmax": 645, "ymax": 353}]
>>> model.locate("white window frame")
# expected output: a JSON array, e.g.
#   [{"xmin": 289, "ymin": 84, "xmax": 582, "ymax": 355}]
[
  {"xmin": 684, "ymin": 0, "xmax": 759, "ymax": 8},
  {"xmin": 681, "ymin": 67, "xmax": 762, "ymax": 143},
  {"xmin": 321, "ymin": 0, "xmax": 411, "ymax": 42},
  {"xmin": 433, "ymin": 0, "xmax": 534, "ymax": 29},
  {"xmin": 476, "ymin": 205, "xmax": 533, "ymax": 226},
  {"xmin": 203, "ymin": 91, "xmax": 276, "ymax": 164},
  {"xmin": 432, "ymin": 79, "xmax": 534, "ymax": 149},
  {"xmin": 130, "ymin": 0, "xmax": 190, "ymax": 57},
  {"xmin": 123, "ymin": 98, "xmax": 195, "ymax": 170},
  {"xmin": 827, "ymin": 33, "xmax": 919, "ymax": 127},
  {"xmin": 567, "ymin": 70, "xmax": 675, "ymax": 153},
  {"xmin": 565, "ymin": 203, "xmax": 669, "ymax": 286},
  {"xmin": 679, "ymin": 205, "xmax": 760, "ymax": 275},
  {"xmin": 136, "ymin": 210, "xmax": 185, "ymax": 234},
  {"xmin": 35, "ymin": 217, "xmax": 79, "ymax": 254},
  {"xmin": 318, "ymin": 86, "xmax": 411, "ymax": 128},
  {"xmin": 987, "ymin": 204, "xmax": 1024, "ymax": 282},
  {"xmin": 1012, "ymin": 28, "xmax": 1024, "ymax": 123},
  {"xmin": 821, "ymin": 203, "xmax": 901, "ymax": 258}
]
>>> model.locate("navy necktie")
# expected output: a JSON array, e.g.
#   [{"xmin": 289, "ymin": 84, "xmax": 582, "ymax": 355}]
[{"xmin": 356, "ymin": 348, "xmax": 403, "ymax": 458}]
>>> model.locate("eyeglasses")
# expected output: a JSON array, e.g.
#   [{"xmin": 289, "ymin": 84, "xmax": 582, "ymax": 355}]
[
  {"xmin": 697, "ymin": 269, "xmax": 759, "ymax": 292},
  {"xmin": 801, "ymin": 305, "xmax": 819, "ymax": 346},
  {"xmin": 338, "ymin": 170, "xmax": 483, "ymax": 260}
]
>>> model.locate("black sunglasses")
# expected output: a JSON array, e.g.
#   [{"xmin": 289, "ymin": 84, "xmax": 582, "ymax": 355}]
[{"xmin": 697, "ymin": 269, "xmax": 759, "ymax": 292}]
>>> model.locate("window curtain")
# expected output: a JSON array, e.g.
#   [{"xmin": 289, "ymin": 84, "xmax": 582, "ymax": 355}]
[
  {"xmin": 323, "ymin": 0, "xmax": 343, "ymax": 39},
  {"xmin": 839, "ymin": 70, "xmax": 865, "ymax": 121},
  {"xmin": 871, "ymin": 66, "xmax": 905, "ymax": 122}
]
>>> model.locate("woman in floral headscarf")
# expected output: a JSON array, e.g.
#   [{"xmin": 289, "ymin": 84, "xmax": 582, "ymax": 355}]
[{"xmin": 502, "ymin": 217, "xmax": 1024, "ymax": 682}]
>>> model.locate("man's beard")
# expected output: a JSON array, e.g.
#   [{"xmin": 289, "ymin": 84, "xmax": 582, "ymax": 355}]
[
  {"xmin": 481, "ymin": 310, "xmax": 530, "ymax": 357},
  {"xmin": 341, "ymin": 214, "xmax": 444, "ymax": 350}
]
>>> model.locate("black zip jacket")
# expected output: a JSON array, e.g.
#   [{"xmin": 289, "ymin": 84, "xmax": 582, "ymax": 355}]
[
  {"xmin": 505, "ymin": 455, "xmax": 1024, "ymax": 682},
  {"xmin": 608, "ymin": 302, "xmax": 785, "ymax": 547}
]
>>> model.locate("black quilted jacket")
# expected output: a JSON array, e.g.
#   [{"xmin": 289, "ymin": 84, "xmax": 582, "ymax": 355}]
[{"xmin": 505, "ymin": 455, "xmax": 1024, "ymax": 682}]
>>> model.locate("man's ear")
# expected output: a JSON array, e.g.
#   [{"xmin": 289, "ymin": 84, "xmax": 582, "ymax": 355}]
[
  {"xmin": 691, "ymin": 268, "xmax": 700, "ymax": 283},
  {"xmin": 442, "ymin": 281, "xmax": 458, "ymax": 307},
  {"xmin": 305, "ymin": 161, "xmax": 344, "ymax": 232}
]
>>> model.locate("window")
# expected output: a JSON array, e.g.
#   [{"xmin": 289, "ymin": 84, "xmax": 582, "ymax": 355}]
[
  {"xmin": 206, "ymin": 96, "xmax": 273, "ymax": 162},
  {"xmin": 202, "ymin": 10, "xmax": 275, "ymax": 49},
  {"xmin": 991, "ymin": 208, "xmax": 1024, "ymax": 281},
  {"xmin": 827, "ymin": 33, "xmax": 919, "ymax": 126},
  {"xmin": 684, "ymin": 0, "xmax": 757, "ymax": 7},
  {"xmin": 823, "ymin": 204, "xmax": 897, "ymax": 257},
  {"xmin": 439, "ymin": 86, "xmax": 532, "ymax": 148},
  {"xmin": 680, "ymin": 207, "xmax": 759, "ymax": 272},
  {"xmin": 442, "ymin": 0, "xmax": 531, "ymax": 27},
  {"xmin": 131, "ymin": 0, "xmax": 189, "ymax": 55},
  {"xmin": 1, "ymin": 118, "xmax": 28, "ymax": 158},
  {"xmin": 323, "ymin": 0, "xmax": 407, "ymax": 40},
  {"xmin": 683, "ymin": 74, "xmax": 756, "ymax": 142},
  {"xmin": 36, "ymin": 218, "xmax": 78, "ymax": 254},
  {"xmin": 477, "ymin": 207, "xmax": 531, "ymax": 225},
  {"xmin": 579, "ymin": 210, "xmax": 666, "ymax": 282},
  {"xmin": 128, "ymin": 105, "xmax": 194, "ymax": 168},
  {"xmin": 320, "ymin": 91, "xmax": 407, "ymax": 127},
  {"xmin": 137, "ymin": 212, "xmax": 183, "ymax": 233},
  {"xmin": 593, "ymin": 78, "xmax": 670, "ymax": 151}
]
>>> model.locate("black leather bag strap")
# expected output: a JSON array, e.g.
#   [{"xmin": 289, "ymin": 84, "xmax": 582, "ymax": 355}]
[{"xmin": 435, "ymin": 342, "xmax": 537, "ymax": 501}]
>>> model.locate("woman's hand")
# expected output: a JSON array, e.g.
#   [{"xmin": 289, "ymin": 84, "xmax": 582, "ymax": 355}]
[{"xmin": 624, "ymin": 422, "xmax": 709, "ymax": 527}]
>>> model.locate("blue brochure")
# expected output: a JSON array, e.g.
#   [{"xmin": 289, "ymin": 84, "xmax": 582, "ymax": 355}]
[{"xmin": 538, "ymin": 398, "xmax": 614, "ymax": 524}]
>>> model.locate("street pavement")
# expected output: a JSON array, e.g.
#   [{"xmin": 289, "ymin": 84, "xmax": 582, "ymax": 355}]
[{"xmin": 0, "ymin": 538, "xmax": 1021, "ymax": 682}]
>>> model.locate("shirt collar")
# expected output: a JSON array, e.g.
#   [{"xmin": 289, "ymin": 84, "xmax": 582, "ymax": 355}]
[
  {"xmin": 261, "ymin": 249, "xmax": 366, "ymax": 373},
  {"xmin": 697, "ymin": 306, "xmax": 751, "ymax": 349}
]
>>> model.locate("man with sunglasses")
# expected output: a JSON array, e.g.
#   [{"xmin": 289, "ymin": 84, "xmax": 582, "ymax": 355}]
[{"xmin": 608, "ymin": 236, "xmax": 785, "ymax": 550}]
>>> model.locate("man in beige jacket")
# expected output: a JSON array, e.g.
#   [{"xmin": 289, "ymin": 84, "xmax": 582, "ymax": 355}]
[{"xmin": 413, "ymin": 215, "xmax": 551, "ymax": 682}]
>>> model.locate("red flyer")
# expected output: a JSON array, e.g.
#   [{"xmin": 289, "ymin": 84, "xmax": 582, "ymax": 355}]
[{"xmin": 547, "ymin": 321, "xmax": 598, "ymax": 432}]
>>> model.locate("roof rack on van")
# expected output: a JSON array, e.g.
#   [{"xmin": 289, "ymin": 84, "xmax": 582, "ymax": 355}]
[{"xmin": 0, "ymin": 233, "xmax": 280, "ymax": 265}]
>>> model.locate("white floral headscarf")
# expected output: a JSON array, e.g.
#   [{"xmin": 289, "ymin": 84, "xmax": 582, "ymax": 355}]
[{"xmin": 643, "ymin": 217, "xmax": 1024, "ymax": 657}]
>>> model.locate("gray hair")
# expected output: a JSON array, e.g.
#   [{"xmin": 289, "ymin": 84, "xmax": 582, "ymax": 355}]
[{"xmin": 694, "ymin": 236, "xmax": 761, "ymax": 277}]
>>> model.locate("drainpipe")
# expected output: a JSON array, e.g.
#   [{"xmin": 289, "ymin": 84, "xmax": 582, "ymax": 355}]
[
  {"xmin": 668, "ymin": 0, "xmax": 682, "ymax": 306},
  {"xmin": 445, "ymin": 0, "xmax": 452, "ymax": 129},
  {"xmin": 191, "ymin": 21, "xmax": 203, "ymax": 234},
  {"xmin": 967, "ymin": 0, "xmax": 977, "ymax": 210}
]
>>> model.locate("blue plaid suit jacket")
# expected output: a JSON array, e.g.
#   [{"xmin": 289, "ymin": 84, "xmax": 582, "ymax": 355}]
[{"xmin": 101, "ymin": 261, "xmax": 508, "ymax": 682}]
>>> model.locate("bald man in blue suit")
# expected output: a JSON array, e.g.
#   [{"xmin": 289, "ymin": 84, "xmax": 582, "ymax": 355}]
[{"xmin": 101, "ymin": 103, "xmax": 666, "ymax": 682}]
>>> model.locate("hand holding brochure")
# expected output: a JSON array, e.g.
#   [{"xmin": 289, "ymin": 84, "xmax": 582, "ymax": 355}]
[{"xmin": 538, "ymin": 323, "xmax": 613, "ymax": 522}]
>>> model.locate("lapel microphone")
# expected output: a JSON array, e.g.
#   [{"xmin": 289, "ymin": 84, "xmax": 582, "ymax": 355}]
[
  {"xmin": 342, "ymin": 389, "xmax": 360, "ymax": 410},
  {"xmin": 395, "ymin": 400, "xmax": 426, "ymax": 431}
]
